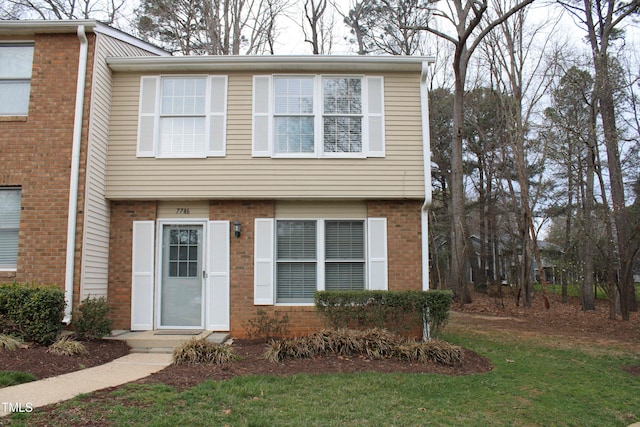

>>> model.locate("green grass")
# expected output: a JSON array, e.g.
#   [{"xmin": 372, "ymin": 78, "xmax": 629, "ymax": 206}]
[
  {"xmin": 534, "ymin": 283, "xmax": 640, "ymax": 300},
  {"xmin": 0, "ymin": 371, "xmax": 36, "ymax": 388},
  {"xmin": 8, "ymin": 328, "xmax": 640, "ymax": 426}
]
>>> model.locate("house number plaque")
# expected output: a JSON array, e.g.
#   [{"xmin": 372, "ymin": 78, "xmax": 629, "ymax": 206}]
[{"xmin": 175, "ymin": 208, "xmax": 191, "ymax": 215}]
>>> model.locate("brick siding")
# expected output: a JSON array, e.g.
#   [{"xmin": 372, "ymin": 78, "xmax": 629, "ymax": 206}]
[
  {"xmin": 0, "ymin": 33, "xmax": 96, "ymax": 314},
  {"xmin": 107, "ymin": 199, "xmax": 423, "ymax": 337}
]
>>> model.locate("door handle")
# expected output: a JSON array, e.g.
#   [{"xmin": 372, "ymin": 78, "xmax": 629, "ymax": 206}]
[{"xmin": 202, "ymin": 271, "xmax": 208, "ymax": 279}]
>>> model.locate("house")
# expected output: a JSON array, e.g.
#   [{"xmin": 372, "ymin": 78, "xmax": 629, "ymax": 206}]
[
  {"xmin": 1, "ymin": 20, "xmax": 434, "ymax": 338},
  {"xmin": 0, "ymin": 20, "xmax": 167, "ymax": 324}
]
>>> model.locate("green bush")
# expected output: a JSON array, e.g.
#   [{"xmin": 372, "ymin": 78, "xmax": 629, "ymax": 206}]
[
  {"xmin": 0, "ymin": 282, "xmax": 65, "ymax": 345},
  {"xmin": 314, "ymin": 290, "xmax": 452, "ymax": 337},
  {"xmin": 74, "ymin": 296, "xmax": 112, "ymax": 340}
]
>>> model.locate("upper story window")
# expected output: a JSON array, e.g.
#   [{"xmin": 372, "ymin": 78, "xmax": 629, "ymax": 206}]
[
  {"xmin": 137, "ymin": 75, "xmax": 228, "ymax": 158},
  {"xmin": 0, "ymin": 188, "xmax": 21, "ymax": 270},
  {"xmin": 252, "ymin": 74, "xmax": 385, "ymax": 158},
  {"xmin": 0, "ymin": 43, "xmax": 34, "ymax": 116}
]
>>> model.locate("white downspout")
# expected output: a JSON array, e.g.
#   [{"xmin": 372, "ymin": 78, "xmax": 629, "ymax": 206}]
[
  {"xmin": 63, "ymin": 25, "xmax": 89, "ymax": 324},
  {"xmin": 420, "ymin": 60, "xmax": 433, "ymax": 291}
]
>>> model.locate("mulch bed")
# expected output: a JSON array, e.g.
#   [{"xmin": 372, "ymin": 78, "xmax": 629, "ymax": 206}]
[
  {"xmin": 0, "ymin": 340, "xmax": 130, "ymax": 380},
  {"xmin": 137, "ymin": 339, "xmax": 493, "ymax": 390}
]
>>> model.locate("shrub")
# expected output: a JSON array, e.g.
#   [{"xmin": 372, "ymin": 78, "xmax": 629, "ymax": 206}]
[
  {"xmin": 244, "ymin": 309, "xmax": 290, "ymax": 341},
  {"xmin": 0, "ymin": 282, "xmax": 65, "ymax": 345},
  {"xmin": 74, "ymin": 296, "xmax": 112, "ymax": 340},
  {"xmin": 48, "ymin": 335, "xmax": 87, "ymax": 356},
  {"xmin": 264, "ymin": 328, "xmax": 462, "ymax": 366},
  {"xmin": 314, "ymin": 290, "xmax": 453, "ymax": 337},
  {"xmin": 0, "ymin": 333, "xmax": 23, "ymax": 351},
  {"xmin": 173, "ymin": 338, "xmax": 239, "ymax": 365}
]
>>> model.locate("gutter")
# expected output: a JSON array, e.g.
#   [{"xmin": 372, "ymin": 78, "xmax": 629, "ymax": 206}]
[
  {"xmin": 63, "ymin": 25, "xmax": 88, "ymax": 324},
  {"xmin": 420, "ymin": 60, "xmax": 433, "ymax": 291}
]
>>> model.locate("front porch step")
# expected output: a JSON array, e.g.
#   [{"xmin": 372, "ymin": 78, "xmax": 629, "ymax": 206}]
[{"xmin": 107, "ymin": 330, "xmax": 230, "ymax": 353}]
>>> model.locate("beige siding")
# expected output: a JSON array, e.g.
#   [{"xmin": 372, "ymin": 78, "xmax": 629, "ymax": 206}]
[
  {"xmin": 106, "ymin": 71, "xmax": 425, "ymax": 200},
  {"xmin": 275, "ymin": 201, "xmax": 366, "ymax": 218},
  {"xmin": 80, "ymin": 35, "xmax": 160, "ymax": 299}
]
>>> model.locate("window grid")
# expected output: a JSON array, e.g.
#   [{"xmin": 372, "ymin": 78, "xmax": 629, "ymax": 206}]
[
  {"xmin": 168, "ymin": 228, "xmax": 200, "ymax": 278},
  {"xmin": 273, "ymin": 77, "xmax": 315, "ymax": 154},
  {"xmin": 159, "ymin": 77, "xmax": 207, "ymax": 156},
  {"xmin": 322, "ymin": 77, "xmax": 363, "ymax": 154}
]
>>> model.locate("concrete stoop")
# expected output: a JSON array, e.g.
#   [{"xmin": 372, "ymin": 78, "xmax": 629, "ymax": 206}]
[{"xmin": 107, "ymin": 330, "xmax": 230, "ymax": 353}]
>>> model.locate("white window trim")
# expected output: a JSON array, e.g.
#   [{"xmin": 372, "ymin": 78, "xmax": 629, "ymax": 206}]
[
  {"xmin": 0, "ymin": 187, "xmax": 21, "ymax": 271},
  {"xmin": 137, "ymin": 75, "xmax": 227, "ymax": 159},
  {"xmin": 253, "ymin": 74, "xmax": 383, "ymax": 159},
  {"xmin": 274, "ymin": 217, "xmax": 367, "ymax": 306}
]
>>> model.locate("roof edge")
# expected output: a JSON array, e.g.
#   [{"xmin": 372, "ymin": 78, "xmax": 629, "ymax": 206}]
[{"xmin": 107, "ymin": 55, "xmax": 436, "ymax": 73}]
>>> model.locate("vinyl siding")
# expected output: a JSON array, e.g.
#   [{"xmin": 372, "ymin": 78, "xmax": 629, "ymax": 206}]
[
  {"xmin": 80, "ymin": 35, "xmax": 160, "ymax": 299},
  {"xmin": 106, "ymin": 71, "xmax": 425, "ymax": 200}
]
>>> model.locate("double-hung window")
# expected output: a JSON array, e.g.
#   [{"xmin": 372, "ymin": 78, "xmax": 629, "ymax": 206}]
[
  {"xmin": 275, "ymin": 219, "xmax": 366, "ymax": 303},
  {"xmin": 252, "ymin": 74, "xmax": 385, "ymax": 158},
  {"xmin": 137, "ymin": 75, "xmax": 227, "ymax": 158},
  {"xmin": 0, "ymin": 188, "xmax": 21, "ymax": 270},
  {"xmin": 0, "ymin": 43, "xmax": 34, "ymax": 116}
]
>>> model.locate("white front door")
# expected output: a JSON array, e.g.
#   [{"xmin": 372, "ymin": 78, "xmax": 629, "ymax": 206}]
[{"xmin": 159, "ymin": 224, "xmax": 204, "ymax": 328}]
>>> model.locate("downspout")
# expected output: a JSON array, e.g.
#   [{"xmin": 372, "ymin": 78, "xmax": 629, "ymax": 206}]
[
  {"xmin": 420, "ymin": 60, "xmax": 433, "ymax": 291},
  {"xmin": 63, "ymin": 25, "xmax": 89, "ymax": 324}
]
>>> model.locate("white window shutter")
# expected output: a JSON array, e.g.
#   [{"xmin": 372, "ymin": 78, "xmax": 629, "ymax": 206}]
[
  {"xmin": 137, "ymin": 76, "xmax": 159, "ymax": 157},
  {"xmin": 207, "ymin": 221, "xmax": 230, "ymax": 330},
  {"xmin": 252, "ymin": 75, "xmax": 272, "ymax": 157},
  {"xmin": 254, "ymin": 218, "xmax": 274, "ymax": 305},
  {"xmin": 365, "ymin": 76, "xmax": 385, "ymax": 158},
  {"xmin": 131, "ymin": 221, "xmax": 155, "ymax": 330},
  {"xmin": 207, "ymin": 75, "xmax": 227, "ymax": 157},
  {"xmin": 367, "ymin": 217, "xmax": 388, "ymax": 290}
]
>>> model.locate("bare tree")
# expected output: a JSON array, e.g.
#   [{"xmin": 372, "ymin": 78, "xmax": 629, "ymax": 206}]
[
  {"xmin": 303, "ymin": 0, "xmax": 334, "ymax": 54},
  {"xmin": 559, "ymin": 0, "xmax": 640, "ymax": 319},
  {"xmin": 136, "ymin": 0, "xmax": 290, "ymax": 55},
  {"xmin": 1, "ymin": 0, "xmax": 127, "ymax": 23},
  {"xmin": 413, "ymin": 0, "xmax": 536, "ymax": 303}
]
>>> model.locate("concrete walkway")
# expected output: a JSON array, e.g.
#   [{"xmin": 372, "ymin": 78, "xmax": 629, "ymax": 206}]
[{"xmin": 0, "ymin": 352, "xmax": 172, "ymax": 417}]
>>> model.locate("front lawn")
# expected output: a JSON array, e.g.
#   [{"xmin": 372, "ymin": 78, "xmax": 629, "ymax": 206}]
[
  {"xmin": 0, "ymin": 371, "xmax": 36, "ymax": 388},
  {"xmin": 8, "ymin": 327, "xmax": 640, "ymax": 426}
]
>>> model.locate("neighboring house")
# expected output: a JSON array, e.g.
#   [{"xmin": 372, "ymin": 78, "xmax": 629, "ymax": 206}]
[
  {"xmin": 0, "ymin": 20, "xmax": 434, "ymax": 338},
  {"xmin": 0, "ymin": 20, "xmax": 167, "ymax": 324}
]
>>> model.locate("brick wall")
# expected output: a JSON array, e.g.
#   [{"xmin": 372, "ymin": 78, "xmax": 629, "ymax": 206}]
[
  {"xmin": 367, "ymin": 200, "xmax": 423, "ymax": 290},
  {"xmin": 106, "ymin": 199, "xmax": 423, "ymax": 337},
  {"xmin": 0, "ymin": 33, "xmax": 96, "ymax": 315},
  {"xmin": 107, "ymin": 201, "xmax": 157, "ymax": 329}
]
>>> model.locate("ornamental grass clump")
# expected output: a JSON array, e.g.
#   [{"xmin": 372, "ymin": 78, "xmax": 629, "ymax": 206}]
[
  {"xmin": 0, "ymin": 333, "xmax": 22, "ymax": 351},
  {"xmin": 395, "ymin": 340, "xmax": 462, "ymax": 366},
  {"xmin": 264, "ymin": 328, "xmax": 460, "ymax": 365},
  {"xmin": 173, "ymin": 338, "xmax": 239, "ymax": 365},
  {"xmin": 47, "ymin": 335, "xmax": 87, "ymax": 356}
]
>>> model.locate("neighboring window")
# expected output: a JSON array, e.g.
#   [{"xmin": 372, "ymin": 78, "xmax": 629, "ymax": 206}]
[
  {"xmin": 323, "ymin": 77, "xmax": 362, "ymax": 154},
  {"xmin": 0, "ymin": 188, "xmax": 21, "ymax": 270},
  {"xmin": 252, "ymin": 75, "xmax": 385, "ymax": 158},
  {"xmin": 0, "ymin": 43, "xmax": 34, "ymax": 116},
  {"xmin": 275, "ymin": 219, "xmax": 365, "ymax": 303},
  {"xmin": 137, "ymin": 75, "xmax": 228, "ymax": 158}
]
